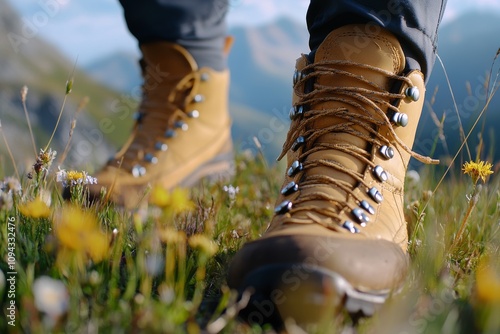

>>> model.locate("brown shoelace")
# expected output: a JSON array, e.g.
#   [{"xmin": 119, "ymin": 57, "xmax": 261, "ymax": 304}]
[
  {"xmin": 276, "ymin": 60, "xmax": 438, "ymax": 229},
  {"xmin": 113, "ymin": 71, "xmax": 204, "ymax": 173}
]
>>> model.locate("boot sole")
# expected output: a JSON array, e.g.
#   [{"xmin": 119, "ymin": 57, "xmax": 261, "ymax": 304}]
[
  {"xmin": 66, "ymin": 139, "xmax": 235, "ymax": 206},
  {"xmin": 236, "ymin": 263, "xmax": 390, "ymax": 329}
]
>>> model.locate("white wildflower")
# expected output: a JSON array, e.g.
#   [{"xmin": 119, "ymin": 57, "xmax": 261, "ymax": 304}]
[
  {"xmin": 56, "ymin": 167, "xmax": 66, "ymax": 184},
  {"xmin": 159, "ymin": 285, "xmax": 175, "ymax": 304},
  {"xmin": 33, "ymin": 276, "xmax": 69, "ymax": 318},
  {"xmin": 223, "ymin": 185, "xmax": 239, "ymax": 200},
  {"xmin": 35, "ymin": 148, "xmax": 57, "ymax": 174},
  {"xmin": 406, "ymin": 170, "xmax": 420, "ymax": 184},
  {"xmin": 0, "ymin": 177, "xmax": 20, "ymax": 210},
  {"xmin": 1, "ymin": 177, "xmax": 21, "ymax": 194},
  {"xmin": 89, "ymin": 271, "xmax": 102, "ymax": 286}
]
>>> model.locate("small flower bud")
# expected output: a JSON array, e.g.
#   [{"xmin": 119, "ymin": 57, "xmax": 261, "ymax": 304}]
[
  {"xmin": 65, "ymin": 79, "xmax": 73, "ymax": 94},
  {"xmin": 21, "ymin": 85, "xmax": 28, "ymax": 102}
]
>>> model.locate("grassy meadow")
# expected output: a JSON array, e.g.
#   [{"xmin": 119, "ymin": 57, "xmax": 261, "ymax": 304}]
[{"xmin": 1, "ymin": 55, "xmax": 500, "ymax": 333}]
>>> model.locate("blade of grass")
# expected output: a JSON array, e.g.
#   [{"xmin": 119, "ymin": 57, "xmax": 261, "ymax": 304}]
[
  {"xmin": 436, "ymin": 54, "xmax": 471, "ymax": 160},
  {"xmin": 0, "ymin": 120, "xmax": 20, "ymax": 180},
  {"xmin": 414, "ymin": 50, "xmax": 500, "ymax": 242},
  {"xmin": 44, "ymin": 59, "xmax": 78, "ymax": 152},
  {"xmin": 20, "ymin": 85, "xmax": 38, "ymax": 158}
]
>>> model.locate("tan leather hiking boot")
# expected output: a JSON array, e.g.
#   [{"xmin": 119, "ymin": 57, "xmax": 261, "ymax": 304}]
[
  {"xmin": 228, "ymin": 25, "xmax": 438, "ymax": 327},
  {"xmin": 90, "ymin": 42, "xmax": 233, "ymax": 208}
]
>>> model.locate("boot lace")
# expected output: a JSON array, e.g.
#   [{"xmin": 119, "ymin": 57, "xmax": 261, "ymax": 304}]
[
  {"xmin": 275, "ymin": 60, "xmax": 438, "ymax": 231},
  {"xmin": 111, "ymin": 71, "xmax": 203, "ymax": 176}
]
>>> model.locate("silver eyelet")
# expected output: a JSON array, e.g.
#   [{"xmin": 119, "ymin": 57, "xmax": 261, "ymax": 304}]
[
  {"xmin": 405, "ymin": 86, "xmax": 420, "ymax": 101},
  {"xmin": 342, "ymin": 221, "xmax": 359, "ymax": 234},
  {"xmin": 352, "ymin": 208, "xmax": 369, "ymax": 227},
  {"xmin": 133, "ymin": 112, "xmax": 143, "ymax": 121},
  {"xmin": 379, "ymin": 145, "xmax": 394, "ymax": 160},
  {"xmin": 275, "ymin": 200, "xmax": 292, "ymax": 214},
  {"xmin": 165, "ymin": 129, "xmax": 176, "ymax": 138},
  {"xmin": 132, "ymin": 164, "xmax": 146, "ymax": 178},
  {"xmin": 360, "ymin": 200, "xmax": 375, "ymax": 215},
  {"xmin": 391, "ymin": 112, "xmax": 409, "ymax": 127},
  {"xmin": 200, "ymin": 73, "xmax": 210, "ymax": 82},
  {"xmin": 155, "ymin": 142, "xmax": 168, "ymax": 151},
  {"xmin": 373, "ymin": 165, "xmax": 388, "ymax": 182},
  {"xmin": 281, "ymin": 181, "xmax": 299, "ymax": 196},
  {"xmin": 174, "ymin": 121, "xmax": 188, "ymax": 131},
  {"xmin": 144, "ymin": 153, "xmax": 158, "ymax": 164},
  {"xmin": 289, "ymin": 105, "xmax": 304, "ymax": 120},
  {"xmin": 188, "ymin": 110, "xmax": 200, "ymax": 118},
  {"xmin": 368, "ymin": 187, "xmax": 383, "ymax": 203},
  {"xmin": 287, "ymin": 160, "xmax": 303, "ymax": 177},
  {"xmin": 193, "ymin": 94, "xmax": 204, "ymax": 103},
  {"xmin": 293, "ymin": 70, "xmax": 304, "ymax": 85},
  {"xmin": 292, "ymin": 136, "xmax": 305, "ymax": 152}
]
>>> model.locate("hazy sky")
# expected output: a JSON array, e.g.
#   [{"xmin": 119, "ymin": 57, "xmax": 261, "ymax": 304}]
[{"xmin": 8, "ymin": 0, "xmax": 500, "ymax": 65}]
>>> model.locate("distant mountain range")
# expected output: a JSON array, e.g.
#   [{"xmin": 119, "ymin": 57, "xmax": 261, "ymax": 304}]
[
  {"xmin": 419, "ymin": 12, "xmax": 500, "ymax": 166},
  {"xmin": 84, "ymin": 12, "xmax": 500, "ymax": 165},
  {"xmin": 0, "ymin": 0, "xmax": 135, "ymax": 174},
  {"xmin": 2, "ymin": 0, "xmax": 499, "ymax": 174},
  {"xmin": 84, "ymin": 17, "xmax": 310, "ymax": 161}
]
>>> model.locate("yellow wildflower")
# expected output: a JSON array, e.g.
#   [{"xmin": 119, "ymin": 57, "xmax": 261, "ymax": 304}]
[
  {"xmin": 170, "ymin": 188, "xmax": 195, "ymax": 213},
  {"xmin": 463, "ymin": 160, "xmax": 494, "ymax": 184},
  {"xmin": 189, "ymin": 234, "xmax": 218, "ymax": 257},
  {"xmin": 18, "ymin": 197, "xmax": 51, "ymax": 218},
  {"xmin": 66, "ymin": 170, "xmax": 84, "ymax": 181},
  {"xmin": 56, "ymin": 167, "xmax": 97, "ymax": 187},
  {"xmin": 476, "ymin": 256, "xmax": 500, "ymax": 304},
  {"xmin": 158, "ymin": 227, "xmax": 186, "ymax": 244},
  {"xmin": 54, "ymin": 205, "xmax": 109, "ymax": 263},
  {"xmin": 149, "ymin": 185, "xmax": 170, "ymax": 208},
  {"xmin": 149, "ymin": 186, "xmax": 195, "ymax": 213}
]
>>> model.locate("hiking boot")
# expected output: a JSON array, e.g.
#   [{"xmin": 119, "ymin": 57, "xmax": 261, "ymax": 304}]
[
  {"xmin": 89, "ymin": 42, "xmax": 233, "ymax": 208},
  {"xmin": 227, "ymin": 24, "xmax": 437, "ymax": 328}
]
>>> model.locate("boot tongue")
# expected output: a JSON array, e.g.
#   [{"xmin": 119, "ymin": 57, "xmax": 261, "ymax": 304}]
[
  {"xmin": 141, "ymin": 42, "xmax": 198, "ymax": 79},
  {"xmin": 306, "ymin": 24, "xmax": 407, "ymax": 165},
  {"xmin": 125, "ymin": 43, "xmax": 199, "ymax": 164},
  {"xmin": 314, "ymin": 24, "xmax": 405, "ymax": 88},
  {"xmin": 140, "ymin": 42, "xmax": 199, "ymax": 112}
]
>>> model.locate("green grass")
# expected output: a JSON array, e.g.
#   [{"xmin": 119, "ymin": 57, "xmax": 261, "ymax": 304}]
[{"xmin": 0, "ymin": 147, "xmax": 499, "ymax": 333}]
